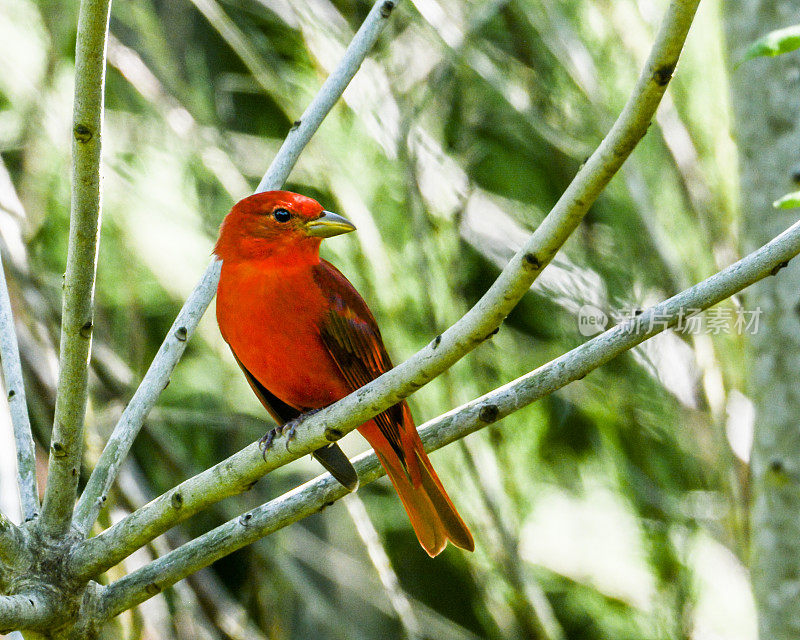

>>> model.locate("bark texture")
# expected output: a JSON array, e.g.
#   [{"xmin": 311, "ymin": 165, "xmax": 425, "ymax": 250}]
[{"xmin": 725, "ymin": 3, "xmax": 800, "ymax": 638}]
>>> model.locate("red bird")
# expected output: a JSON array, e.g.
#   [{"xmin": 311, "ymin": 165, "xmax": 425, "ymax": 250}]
[{"xmin": 215, "ymin": 191, "xmax": 473, "ymax": 556}]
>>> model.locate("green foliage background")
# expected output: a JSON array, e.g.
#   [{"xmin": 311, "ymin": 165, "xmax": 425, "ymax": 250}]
[{"xmin": 0, "ymin": 0, "xmax": 759, "ymax": 638}]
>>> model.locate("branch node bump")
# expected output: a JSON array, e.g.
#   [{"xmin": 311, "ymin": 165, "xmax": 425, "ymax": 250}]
[
  {"xmin": 524, "ymin": 253, "xmax": 541, "ymax": 269},
  {"xmin": 769, "ymin": 457, "xmax": 784, "ymax": 473},
  {"xmin": 770, "ymin": 260, "xmax": 790, "ymax": 275},
  {"xmin": 431, "ymin": 335, "xmax": 442, "ymax": 348},
  {"xmin": 51, "ymin": 442, "xmax": 67, "ymax": 458},
  {"xmin": 380, "ymin": 0, "xmax": 395, "ymax": 18},
  {"xmin": 79, "ymin": 321, "xmax": 93, "ymax": 338},
  {"xmin": 291, "ymin": 120, "xmax": 301, "ymax": 130},
  {"xmin": 766, "ymin": 457, "xmax": 794, "ymax": 486},
  {"xmin": 170, "ymin": 492, "xmax": 183, "ymax": 510},
  {"xmin": 73, "ymin": 124, "xmax": 93, "ymax": 143},
  {"xmin": 325, "ymin": 427, "xmax": 344, "ymax": 441},
  {"xmin": 653, "ymin": 64, "xmax": 675, "ymax": 86},
  {"xmin": 239, "ymin": 513, "xmax": 252, "ymax": 526},
  {"xmin": 478, "ymin": 404, "xmax": 499, "ymax": 423},
  {"xmin": 175, "ymin": 326, "xmax": 188, "ymax": 341}
]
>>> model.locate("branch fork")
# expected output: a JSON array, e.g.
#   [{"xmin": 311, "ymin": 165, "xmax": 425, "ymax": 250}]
[{"xmin": 6, "ymin": 0, "xmax": 771, "ymax": 636}]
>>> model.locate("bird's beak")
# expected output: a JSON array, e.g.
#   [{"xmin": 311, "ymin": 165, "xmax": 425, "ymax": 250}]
[{"xmin": 305, "ymin": 211, "xmax": 357, "ymax": 238}]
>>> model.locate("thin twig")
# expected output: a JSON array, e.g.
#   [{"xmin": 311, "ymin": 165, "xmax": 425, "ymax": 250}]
[
  {"xmin": 0, "ymin": 254, "xmax": 39, "ymax": 520},
  {"xmin": 344, "ymin": 494, "xmax": 421, "ymax": 640},
  {"xmin": 91, "ymin": 216, "xmax": 800, "ymax": 619},
  {"xmin": 73, "ymin": 0, "xmax": 401, "ymax": 535},
  {"xmin": 70, "ymin": 0, "xmax": 700, "ymax": 579},
  {"xmin": 39, "ymin": 0, "xmax": 113, "ymax": 539}
]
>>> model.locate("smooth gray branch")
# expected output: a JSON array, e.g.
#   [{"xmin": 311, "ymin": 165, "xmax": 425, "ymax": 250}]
[
  {"xmin": 39, "ymin": 0, "xmax": 113, "ymax": 539},
  {"xmin": 69, "ymin": 0, "xmax": 700, "ymax": 581},
  {"xmin": 0, "ymin": 591, "xmax": 56, "ymax": 635},
  {"xmin": 94, "ymin": 216, "xmax": 800, "ymax": 620},
  {"xmin": 0, "ymin": 254, "xmax": 38, "ymax": 520},
  {"xmin": 73, "ymin": 0, "xmax": 401, "ymax": 536}
]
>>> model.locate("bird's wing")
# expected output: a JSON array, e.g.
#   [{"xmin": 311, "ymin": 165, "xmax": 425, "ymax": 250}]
[
  {"xmin": 231, "ymin": 351, "xmax": 300, "ymax": 424},
  {"xmin": 312, "ymin": 260, "xmax": 407, "ymax": 465},
  {"xmin": 231, "ymin": 351, "xmax": 358, "ymax": 491}
]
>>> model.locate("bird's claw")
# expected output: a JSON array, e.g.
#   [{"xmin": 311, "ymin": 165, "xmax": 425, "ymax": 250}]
[
  {"xmin": 258, "ymin": 428, "xmax": 279, "ymax": 459},
  {"xmin": 258, "ymin": 409, "xmax": 322, "ymax": 459},
  {"xmin": 281, "ymin": 420, "xmax": 297, "ymax": 442}
]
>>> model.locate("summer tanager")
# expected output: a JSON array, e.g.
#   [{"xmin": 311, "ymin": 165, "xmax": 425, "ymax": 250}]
[{"xmin": 215, "ymin": 191, "xmax": 474, "ymax": 556}]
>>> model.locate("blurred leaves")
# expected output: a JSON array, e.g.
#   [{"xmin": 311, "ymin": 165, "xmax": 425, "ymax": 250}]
[
  {"xmin": 773, "ymin": 190, "xmax": 800, "ymax": 210},
  {"xmin": 0, "ymin": 0, "xmax": 755, "ymax": 638},
  {"xmin": 738, "ymin": 23, "xmax": 800, "ymax": 66}
]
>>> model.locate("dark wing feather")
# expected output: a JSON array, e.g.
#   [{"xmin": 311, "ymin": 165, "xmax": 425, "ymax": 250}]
[
  {"xmin": 231, "ymin": 351, "xmax": 300, "ymax": 424},
  {"xmin": 231, "ymin": 351, "xmax": 358, "ymax": 491},
  {"xmin": 313, "ymin": 261, "xmax": 406, "ymax": 464}
]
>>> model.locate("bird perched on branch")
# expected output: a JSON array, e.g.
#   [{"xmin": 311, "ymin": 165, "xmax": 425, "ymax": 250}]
[{"xmin": 214, "ymin": 191, "xmax": 474, "ymax": 556}]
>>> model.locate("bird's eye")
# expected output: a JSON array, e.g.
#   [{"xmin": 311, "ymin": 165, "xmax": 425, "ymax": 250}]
[{"xmin": 273, "ymin": 208, "xmax": 291, "ymax": 222}]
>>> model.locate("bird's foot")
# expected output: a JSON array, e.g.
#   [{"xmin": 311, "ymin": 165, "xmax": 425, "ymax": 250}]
[
  {"xmin": 257, "ymin": 428, "xmax": 280, "ymax": 456},
  {"xmin": 258, "ymin": 408, "xmax": 323, "ymax": 459}
]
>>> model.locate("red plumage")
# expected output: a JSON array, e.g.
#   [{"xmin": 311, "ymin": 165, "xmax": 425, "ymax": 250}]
[{"xmin": 215, "ymin": 191, "xmax": 473, "ymax": 556}]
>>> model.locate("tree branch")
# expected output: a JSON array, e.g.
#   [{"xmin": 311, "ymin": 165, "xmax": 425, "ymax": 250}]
[
  {"xmin": 92, "ymin": 216, "xmax": 800, "ymax": 620},
  {"xmin": 73, "ymin": 0, "xmax": 401, "ymax": 536},
  {"xmin": 0, "ymin": 511, "xmax": 26, "ymax": 573},
  {"xmin": 69, "ymin": 0, "xmax": 700, "ymax": 580},
  {"xmin": 0, "ymin": 591, "xmax": 56, "ymax": 634},
  {"xmin": 39, "ymin": 0, "xmax": 112, "ymax": 539},
  {"xmin": 0, "ymin": 254, "xmax": 39, "ymax": 521}
]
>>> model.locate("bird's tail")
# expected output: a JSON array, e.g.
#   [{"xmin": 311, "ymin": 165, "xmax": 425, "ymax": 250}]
[{"xmin": 365, "ymin": 410, "xmax": 474, "ymax": 557}]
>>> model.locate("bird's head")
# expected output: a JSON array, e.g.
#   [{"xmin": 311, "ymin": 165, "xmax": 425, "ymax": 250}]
[{"xmin": 214, "ymin": 191, "xmax": 356, "ymax": 263}]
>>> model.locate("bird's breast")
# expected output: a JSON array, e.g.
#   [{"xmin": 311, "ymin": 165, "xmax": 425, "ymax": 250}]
[{"xmin": 217, "ymin": 260, "xmax": 351, "ymax": 409}]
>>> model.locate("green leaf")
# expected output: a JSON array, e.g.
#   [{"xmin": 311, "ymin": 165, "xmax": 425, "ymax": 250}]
[
  {"xmin": 773, "ymin": 191, "xmax": 800, "ymax": 209},
  {"xmin": 740, "ymin": 24, "xmax": 800, "ymax": 65}
]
